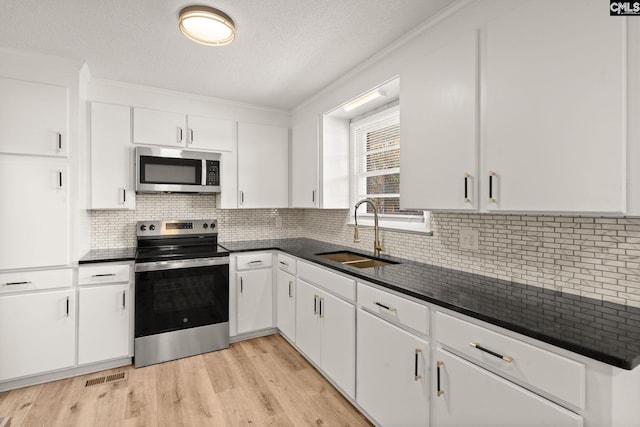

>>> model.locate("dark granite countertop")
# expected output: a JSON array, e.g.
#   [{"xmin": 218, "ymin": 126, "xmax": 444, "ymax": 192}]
[
  {"xmin": 79, "ymin": 247, "xmax": 137, "ymax": 264},
  {"xmin": 221, "ymin": 238, "xmax": 640, "ymax": 370}
]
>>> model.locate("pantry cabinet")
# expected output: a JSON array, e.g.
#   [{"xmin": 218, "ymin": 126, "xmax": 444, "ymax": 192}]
[
  {"xmin": 433, "ymin": 348, "xmax": 582, "ymax": 427},
  {"xmin": 400, "ymin": 30, "xmax": 478, "ymax": 211},
  {"xmin": 0, "ymin": 77, "xmax": 68, "ymax": 157},
  {"xmin": 295, "ymin": 278, "xmax": 355, "ymax": 398},
  {"xmin": 237, "ymin": 122, "xmax": 288, "ymax": 208},
  {"xmin": 0, "ymin": 156, "xmax": 69, "ymax": 270},
  {"xmin": 483, "ymin": 0, "xmax": 625, "ymax": 213},
  {"xmin": 90, "ymin": 102, "xmax": 135, "ymax": 209},
  {"xmin": 0, "ymin": 288, "xmax": 75, "ymax": 381}
]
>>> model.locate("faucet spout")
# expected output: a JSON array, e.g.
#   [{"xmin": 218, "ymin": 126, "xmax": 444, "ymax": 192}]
[{"xmin": 354, "ymin": 198, "xmax": 384, "ymax": 257}]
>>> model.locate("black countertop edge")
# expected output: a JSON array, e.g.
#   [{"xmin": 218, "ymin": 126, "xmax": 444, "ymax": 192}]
[
  {"xmin": 220, "ymin": 238, "xmax": 640, "ymax": 370},
  {"xmin": 79, "ymin": 247, "xmax": 137, "ymax": 264}
]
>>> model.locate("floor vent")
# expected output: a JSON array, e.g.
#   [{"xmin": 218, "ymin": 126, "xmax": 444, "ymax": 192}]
[{"xmin": 85, "ymin": 372, "xmax": 127, "ymax": 387}]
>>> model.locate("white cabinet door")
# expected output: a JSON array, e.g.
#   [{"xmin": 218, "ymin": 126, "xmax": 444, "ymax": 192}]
[
  {"xmin": 90, "ymin": 102, "xmax": 135, "ymax": 209},
  {"xmin": 401, "ymin": 31, "xmax": 478, "ymax": 211},
  {"xmin": 295, "ymin": 279, "xmax": 322, "ymax": 365},
  {"xmin": 484, "ymin": 0, "xmax": 625, "ymax": 213},
  {"xmin": 0, "ymin": 289, "xmax": 75, "ymax": 381},
  {"xmin": 276, "ymin": 269, "xmax": 296, "ymax": 342},
  {"xmin": 433, "ymin": 349, "xmax": 582, "ymax": 427},
  {"xmin": 320, "ymin": 290, "xmax": 355, "ymax": 398},
  {"xmin": 237, "ymin": 122, "xmax": 288, "ymax": 208},
  {"xmin": 0, "ymin": 77, "xmax": 67, "ymax": 157},
  {"xmin": 291, "ymin": 116, "xmax": 318, "ymax": 208},
  {"xmin": 132, "ymin": 107, "xmax": 186, "ymax": 147},
  {"xmin": 0, "ymin": 156, "xmax": 68, "ymax": 270},
  {"xmin": 78, "ymin": 284, "xmax": 131, "ymax": 365},
  {"xmin": 357, "ymin": 310, "xmax": 429, "ymax": 427},
  {"xmin": 187, "ymin": 115, "xmax": 234, "ymax": 152},
  {"xmin": 236, "ymin": 269, "xmax": 273, "ymax": 334}
]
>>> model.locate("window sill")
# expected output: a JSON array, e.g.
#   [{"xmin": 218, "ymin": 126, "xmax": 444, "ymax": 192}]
[{"xmin": 347, "ymin": 218, "xmax": 433, "ymax": 236}]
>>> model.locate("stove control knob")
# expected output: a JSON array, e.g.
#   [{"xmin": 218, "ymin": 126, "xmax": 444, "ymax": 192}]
[
  {"xmin": 203, "ymin": 223, "xmax": 208, "ymax": 229},
  {"xmin": 210, "ymin": 223, "xmax": 216, "ymax": 229},
  {"xmin": 149, "ymin": 224, "xmax": 155, "ymax": 231},
  {"xmin": 140, "ymin": 225, "xmax": 147, "ymax": 231}
]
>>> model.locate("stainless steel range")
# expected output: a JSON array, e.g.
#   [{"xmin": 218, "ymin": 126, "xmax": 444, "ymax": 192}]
[{"xmin": 134, "ymin": 219, "xmax": 229, "ymax": 368}]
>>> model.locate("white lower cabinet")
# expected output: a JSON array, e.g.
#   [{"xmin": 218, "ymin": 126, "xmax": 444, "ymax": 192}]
[
  {"xmin": 0, "ymin": 289, "xmax": 75, "ymax": 381},
  {"xmin": 78, "ymin": 284, "xmax": 131, "ymax": 365},
  {"xmin": 236, "ymin": 268, "xmax": 273, "ymax": 334},
  {"xmin": 433, "ymin": 348, "xmax": 582, "ymax": 427},
  {"xmin": 276, "ymin": 269, "xmax": 296, "ymax": 342},
  {"xmin": 357, "ymin": 309, "xmax": 429, "ymax": 427},
  {"xmin": 295, "ymin": 278, "xmax": 355, "ymax": 398}
]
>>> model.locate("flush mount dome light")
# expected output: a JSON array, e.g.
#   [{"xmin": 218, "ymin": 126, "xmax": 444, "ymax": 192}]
[{"xmin": 179, "ymin": 5, "xmax": 235, "ymax": 46}]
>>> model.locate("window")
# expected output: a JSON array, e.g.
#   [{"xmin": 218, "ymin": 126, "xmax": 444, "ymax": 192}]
[{"xmin": 350, "ymin": 105, "xmax": 430, "ymax": 233}]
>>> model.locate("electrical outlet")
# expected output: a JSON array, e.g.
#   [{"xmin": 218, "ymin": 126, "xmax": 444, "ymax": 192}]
[
  {"xmin": 459, "ymin": 228, "xmax": 479, "ymax": 251},
  {"xmin": 275, "ymin": 216, "xmax": 283, "ymax": 228}
]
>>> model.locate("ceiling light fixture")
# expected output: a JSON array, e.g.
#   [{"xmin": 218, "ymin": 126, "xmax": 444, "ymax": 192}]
[
  {"xmin": 178, "ymin": 5, "xmax": 235, "ymax": 46},
  {"xmin": 343, "ymin": 89, "xmax": 386, "ymax": 112}
]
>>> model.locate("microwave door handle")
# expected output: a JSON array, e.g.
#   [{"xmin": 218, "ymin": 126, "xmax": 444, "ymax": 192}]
[{"xmin": 202, "ymin": 161, "xmax": 207, "ymax": 185}]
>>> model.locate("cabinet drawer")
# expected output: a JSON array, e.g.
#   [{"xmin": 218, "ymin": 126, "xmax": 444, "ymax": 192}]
[
  {"xmin": 436, "ymin": 312, "xmax": 585, "ymax": 409},
  {"xmin": 0, "ymin": 269, "xmax": 72, "ymax": 294},
  {"xmin": 298, "ymin": 261, "xmax": 355, "ymax": 301},
  {"xmin": 78, "ymin": 263, "xmax": 131, "ymax": 285},
  {"xmin": 358, "ymin": 283, "xmax": 429, "ymax": 336},
  {"xmin": 277, "ymin": 253, "xmax": 296, "ymax": 275},
  {"xmin": 236, "ymin": 252, "xmax": 273, "ymax": 270}
]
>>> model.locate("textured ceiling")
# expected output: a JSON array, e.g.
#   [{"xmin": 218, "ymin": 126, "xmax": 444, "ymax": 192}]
[{"xmin": 0, "ymin": 0, "xmax": 456, "ymax": 110}]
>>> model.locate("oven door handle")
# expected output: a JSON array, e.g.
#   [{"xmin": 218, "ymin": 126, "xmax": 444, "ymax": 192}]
[{"xmin": 135, "ymin": 256, "xmax": 230, "ymax": 272}]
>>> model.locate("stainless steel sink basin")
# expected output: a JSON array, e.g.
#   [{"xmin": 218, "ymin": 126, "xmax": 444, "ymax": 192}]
[{"xmin": 316, "ymin": 251, "xmax": 399, "ymax": 268}]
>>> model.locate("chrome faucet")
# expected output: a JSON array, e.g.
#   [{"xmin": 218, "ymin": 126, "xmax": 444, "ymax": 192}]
[{"xmin": 354, "ymin": 198, "xmax": 384, "ymax": 257}]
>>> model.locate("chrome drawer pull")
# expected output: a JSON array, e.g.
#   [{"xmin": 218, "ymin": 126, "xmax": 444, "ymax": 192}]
[
  {"xmin": 92, "ymin": 273, "xmax": 116, "ymax": 278},
  {"xmin": 248, "ymin": 260, "xmax": 263, "ymax": 265},
  {"xmin": 3, "ymin": 281, "xmax": 32, "ymax": 286},
  {"xmin": 279, "ymin": 260, "xmax": 288, "ymax": 266},
  {"xmin": 374, "ymin": 301, "xmax": 396, "ymax": 312},
  {"xmin": 470, "ymin": 342, "xmax": 513, "ymax": 362}
]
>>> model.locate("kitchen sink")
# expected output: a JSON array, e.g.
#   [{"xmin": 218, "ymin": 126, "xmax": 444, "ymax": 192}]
[{"xmin": 316, "ymin": 251, "xmax": 399, "ymax": 268}]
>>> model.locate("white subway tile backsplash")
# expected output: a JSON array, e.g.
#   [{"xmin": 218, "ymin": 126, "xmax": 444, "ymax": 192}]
[{"xmin": 89, "ymin": 196, "xmax": 640, "ymax": 307}]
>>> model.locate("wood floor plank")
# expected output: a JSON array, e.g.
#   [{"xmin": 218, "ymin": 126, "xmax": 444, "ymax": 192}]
[{"xmin": 0, "ymin": 334, "xmax": 373, "ymax": 427}]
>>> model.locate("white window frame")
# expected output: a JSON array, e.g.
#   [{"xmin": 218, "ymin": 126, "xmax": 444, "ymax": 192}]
[{"xmin": 348, "ymin": 105, "xmax": 431, "ymax": 234}]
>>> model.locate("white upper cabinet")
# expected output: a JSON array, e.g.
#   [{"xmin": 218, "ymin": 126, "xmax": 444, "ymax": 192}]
[
  {"xmin": 401, "ymin": 31, "xmax": 478, "ymax": 211},
  {"xmin": 0, "ymin": 77, "xmax": 68, "ymax": 157},
  {"xmin": 132, "ymin": 107, "xmax": 186, "ymax": 147},
  {"xmin": 133, "ymin": 107, "xmax": 235, "ymax": 152},
  {"xmin": 484, "ymin": 0, "xmax": 626, "ymax": 213},
  {"xmin": 291, "ymin": 116, "xmax": 319, "ymax": 208},
  {"xmin": 237, "ymin": 122, "xmax": 288, "ymax": 208},
  {"xmin": 186, "ymin": 114, "xmax": 234, "ymax": 152},
  {"xmin": 90, "ymin": 102, "xmax": 135, "ymax": 209},
  {"xmin": 0, "ymin": 156, "xmax": 69, "ymax": 270}
]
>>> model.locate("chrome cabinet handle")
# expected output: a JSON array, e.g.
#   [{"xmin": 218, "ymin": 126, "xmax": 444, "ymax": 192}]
[
  {"xmin": 240, "ymin": 277, "xmax": 244, "ymax": 293},
  {"xmin": 3, "ymin": 281, "xmax": 32, "ymax": 286},
  {"xmin": 57, "ymin": 132, "xmax": 63, "ymax": 152},
  {"xmin": 288, "ymin": 280, "xmax": 293, "ymax": 298},
  {"xmin": 240, "ymin": 191, "xmax": 244, "ymax": 204},
  {"xmin": 319, "ymin": 297, "xmax": 324, "ymax": 318},
  {"xmin": 65, "ymin": 296, "xmax": 70, "ymax": 317},
  {"xmin": 464, "ymin": 173, "xmax": 470, "ymax": 203},
  {"xmin": 437, "ymin": 361, "xmax": 444, "ymax": 396},
  {"xmin": 121, "ymin": 188, "xmax": 127, "ymax": 204},
  {"xmin": 279, "ymin": 260, "xmax": 288, "ymax": 266},
  {"xmin": 313, "ymin": 295, "xmax": 319, "ymax": 314},
  {"xmin": 177, "ymin": 127, "xmax": 183, "ymax": 143},
  {"xmin": 312, "ymin": 190, "xmax": 316, "ymax": 203},
  {"xmin": 374, "ymin": 301, "xmax": 396, "ymax": 312},
  {"xmin": 247, "ymin": 260, "xmax": 263, "ymax": 265},
  {"xmin": 470, "ymin": 342, "xmax": 513, "ymax": 362},
  {"xmin": 489, "ymin": 171, "xmax": 496, "ymax": 202},
  {"xmin": 189, "ymin": 128, "xmax": 194, "ymax": 144},
  {"xmin": 414, "ymin": 349, "xmax": 422, "ymax": 381},
  {"xmin": 122, "ymin": 290, "xmax": 126, "ymax": 309},
  {"xmin": 92, "ymin": 273, "xmax": 116, "ymax": 278},
  {"xmin": 58, "ymin": 170, "xmax": 63, "ymax": 188}
]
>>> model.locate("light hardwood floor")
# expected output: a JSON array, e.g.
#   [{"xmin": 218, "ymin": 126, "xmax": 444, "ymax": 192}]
[{"xmin": 0, "ymin": 334, "xmax": 372, "ymax": 426}]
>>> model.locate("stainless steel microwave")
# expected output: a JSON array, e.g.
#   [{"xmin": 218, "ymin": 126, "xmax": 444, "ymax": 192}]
[{"xmin": 135, "ymin": 147, "xmax": 221, "ymax": 193}]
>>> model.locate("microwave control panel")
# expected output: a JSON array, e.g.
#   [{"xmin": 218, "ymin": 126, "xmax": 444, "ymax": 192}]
[{"xmin": 206, "ymin": 160, "xmax": 220, "ymax": 186}]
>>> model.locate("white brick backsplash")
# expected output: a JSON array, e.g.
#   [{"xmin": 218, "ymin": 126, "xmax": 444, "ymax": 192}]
[{"xmin": 89, "ymin": 197, "xmax": 640, "ymax": 307}]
